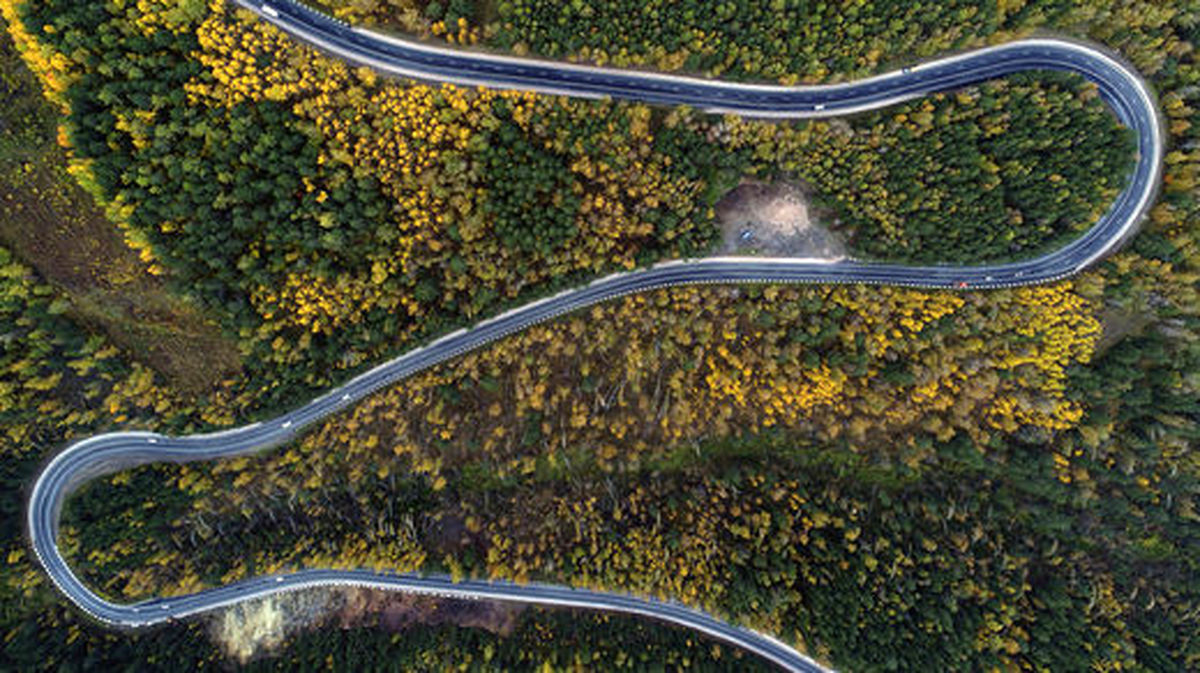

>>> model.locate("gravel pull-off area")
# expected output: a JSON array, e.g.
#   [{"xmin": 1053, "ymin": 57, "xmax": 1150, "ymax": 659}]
[{"xmin": 716, "ymin": 181, "xmax": 846, "ymax": 258}]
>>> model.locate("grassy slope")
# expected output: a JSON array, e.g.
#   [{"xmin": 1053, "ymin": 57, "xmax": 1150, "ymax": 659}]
[{"xmin": 0, "ymin": 21, "xmax": 241, "ymax": 393}]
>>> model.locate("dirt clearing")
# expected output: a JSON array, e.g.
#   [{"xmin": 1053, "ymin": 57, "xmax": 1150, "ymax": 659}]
[{"xmin": 715, "ymin": 180, "xmax": 846, "ymax": 258}]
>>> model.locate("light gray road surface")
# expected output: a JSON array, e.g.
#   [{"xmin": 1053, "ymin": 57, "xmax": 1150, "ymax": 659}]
[{"xmin": 28, "ymin": 3, "xmax": 1163, "ymax": 671}]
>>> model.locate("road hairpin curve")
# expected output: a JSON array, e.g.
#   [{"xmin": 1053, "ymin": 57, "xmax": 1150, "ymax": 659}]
[{"xmin": 28, "ymin": 2, "xmax": 1163, "ymax": 671}]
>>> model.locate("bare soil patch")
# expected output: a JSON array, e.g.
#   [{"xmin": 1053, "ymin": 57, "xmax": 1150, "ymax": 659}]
[
  {"xmin": 715, "ymin": 180, "xmax": 846, "ymax": 258},
  {"xmin": 211, "ymin": 585, "xmax": 523, "ymax": 664}
]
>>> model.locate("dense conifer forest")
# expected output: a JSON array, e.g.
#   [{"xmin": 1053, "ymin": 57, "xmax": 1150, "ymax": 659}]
[{"xmin": 1, "ymin": 0, "xmax": 1198, "ymax": 669}]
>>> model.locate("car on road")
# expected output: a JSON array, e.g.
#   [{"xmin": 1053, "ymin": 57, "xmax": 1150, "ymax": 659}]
[{"xmin": 23, "ymin": 11, "xmax": 1160, "ymax": 672}]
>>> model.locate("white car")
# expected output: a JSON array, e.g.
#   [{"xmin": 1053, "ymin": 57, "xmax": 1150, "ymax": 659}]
[{"xmin": 262, "ymin": 4, "xmax": 279, "ymax": 18}]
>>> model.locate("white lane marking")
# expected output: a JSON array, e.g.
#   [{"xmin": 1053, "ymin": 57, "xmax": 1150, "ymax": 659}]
[{"xmin": 29, "ymin": 15, "xmax": 1159, "ymax": 672}]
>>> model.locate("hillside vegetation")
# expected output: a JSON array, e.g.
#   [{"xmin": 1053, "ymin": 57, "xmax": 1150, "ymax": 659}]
[
  {"xmin": 0, "ymin": 0, "xmax": 1198, "ymax": 670},
  {"xmin": 2, "ymin": 0, "xmax": 1132, "ymax": 409}
]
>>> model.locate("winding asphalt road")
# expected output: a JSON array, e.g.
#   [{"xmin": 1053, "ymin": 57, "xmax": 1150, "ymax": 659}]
[{"xmin": 27, "ymin": 2, "xmax": 1163, "ymax": 671}]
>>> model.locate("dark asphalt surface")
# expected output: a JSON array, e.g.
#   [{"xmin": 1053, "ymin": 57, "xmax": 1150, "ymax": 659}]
[{"xmin": 27, "ymin": 3, "xmax": 1163, "ymax": 671}]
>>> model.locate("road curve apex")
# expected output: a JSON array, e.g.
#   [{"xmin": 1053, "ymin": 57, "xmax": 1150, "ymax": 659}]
[{"xmin": 27, "ymin": 3, "xmax": 1165, "ymax": 673}]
